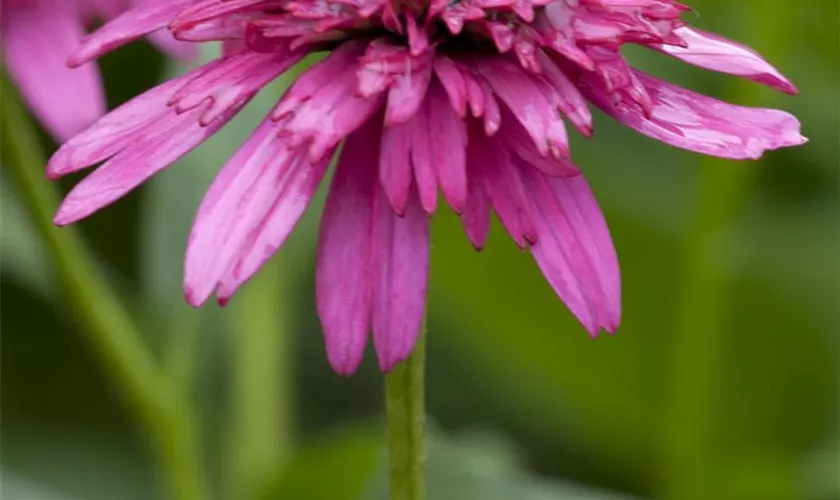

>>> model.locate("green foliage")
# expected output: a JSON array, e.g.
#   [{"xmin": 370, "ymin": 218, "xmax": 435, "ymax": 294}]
[{"xmin": 1, "ymin": 1, "xmax": 838, "ymax": 499}]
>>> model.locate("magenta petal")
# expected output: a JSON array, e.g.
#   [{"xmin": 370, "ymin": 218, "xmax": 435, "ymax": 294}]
[
  {"xmin": 316, "ymin": 120, "xmax": 380, "ymax": 376},
  {"xmin": 2, "ymin": 1, "xmax": 106, "ymax": 141},
  {"xmin": 54, "ymin": 101, "xmax": 240, "ymax": 226},
  {"xmin": 184, "ymin": 117, "xmax": 293, "ymax": 306},
  {"xmin": 468, "ymin": 126, "xmax": 538, "ymax": 248},
  {"xmin": 215, "ymin": 150, "xmax": 331, "ymax": 303},
  {"xmin": 654, "ymin": 27, "xmax": 798, "ymax": 95},
  {"xmin": 584, "ymin": 70, "xmax": 806, "ymax": 160},
  {"xmin": 70, "ymin": 0, "xmax": 198, "ymax": 66},
  {"xmin": 428, "ymin": 81, "xmax": 468, "ymax": 213},
  {"xmin": 461, "ymin": 158, "xmax": 491, "ymax": 250},
  {"xmin": 372, "ymin": 187, "xmax": 430, "ymax": 372},
  {"xmin": 520, "ymin": 168, "xmax": 620, "ymax": 335},
  {"xmin": 47, "ymin": 75, "xmax": 189, "ymax": 179},
  {"xmin": 409, "ymin": 105, "xmax": 438, "ymax": 213},
  {"xmin": 380, "ymin": 122, "xmax": 413, "ymax": 215}
]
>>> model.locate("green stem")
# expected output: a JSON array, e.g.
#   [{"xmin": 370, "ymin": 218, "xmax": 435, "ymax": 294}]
[
  {"xmin": 1, "ymin": 78, "xmax": 207, "ymax": 500},
  {"xmin": 385, "ymin": 333, "xmax": 426, "ymax": 500},
  {"xmin": 226, "ymin": 258, "xmax": 293, "ymax": 499},
  {"xmin": 660, "ymin": 158, "xmax": 754, "ymax": 500}
]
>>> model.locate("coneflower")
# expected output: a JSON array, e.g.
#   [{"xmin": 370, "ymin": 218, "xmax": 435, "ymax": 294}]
[{"xmin": 48, "ymin": 0, "xmax": 804, "ymax": 375}]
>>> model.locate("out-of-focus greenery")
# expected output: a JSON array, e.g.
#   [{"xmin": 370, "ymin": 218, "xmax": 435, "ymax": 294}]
[{"xmin": 1, "ymin": 0, "xmax": 837, "ymax": 499}]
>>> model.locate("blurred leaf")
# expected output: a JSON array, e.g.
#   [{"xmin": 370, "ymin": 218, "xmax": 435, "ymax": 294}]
[
  {"xmin": 261, "ymin": 426, "xmax": 385, "ymax": 500},
  {"xmin": 2, "ymin": 473, "xmax": 74, "ymax": 500},
  {"xmin": 1, "ymin": 425, "xmax": 155, "ymax": 500},
  {"xmin": 415, "ymin": 432, "xmax": 640, "ymax": 500},
  {"xmin": 263, "ymin": 426, "xmax": 639, "ymax": 500},
  {"xmin": 1, "ymin": 181, "xmax": 52, "ymax": 295},
  {"xmin": 799, "ymin": 443, "xmax": 840, "ymax": 500}
]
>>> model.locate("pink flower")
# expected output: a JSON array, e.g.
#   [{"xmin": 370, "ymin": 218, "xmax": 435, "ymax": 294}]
[
  {"xmin": 48, "ymin": 0, "xmax": 805, "ymax": 375},
  {"xmin": 1, "ymin": 0, "xmax": 193, "ymax": 141}
]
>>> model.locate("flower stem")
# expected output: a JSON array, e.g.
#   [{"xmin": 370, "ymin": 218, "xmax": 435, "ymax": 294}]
[
  {"xmin": 0, "ymin": 77, "xmax": 207, "ymax": 500},
  {"xmin": 385, "ymin": 333, "xmax": 426, "ymax": 500}
]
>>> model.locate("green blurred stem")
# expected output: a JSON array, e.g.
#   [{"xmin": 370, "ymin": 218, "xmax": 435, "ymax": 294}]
[
  {"xmin": 660, "ymin": 6, "xmax": 789, "ymax": 499},
  {"xmin": 385, "ymin": 333, "xmax": 426, "ymax": 500},
  {"xmin": 1, "ymin": 79, "xmax": 207, "ymax": 500},
  {"xmin": 660, "ymin": 157, "xmax": 755, "ymax": 500},
  {"xmin": 227, "ymin": 259, "xmax": 294, "ymax": 499}
]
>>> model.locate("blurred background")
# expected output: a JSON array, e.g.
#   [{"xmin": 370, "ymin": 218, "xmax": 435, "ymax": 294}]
[{"xmin": 1, "ymin": 0, "xmax": 838, "ymax": 499}]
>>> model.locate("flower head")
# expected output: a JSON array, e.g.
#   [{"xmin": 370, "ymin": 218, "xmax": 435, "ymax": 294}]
[
  {"xmin": 48, "ymin": 0, "xmax": 805, "ymax": 374},
  {"xmin": 1, "ymin": 0, "xmax": 193, "ymax": 141}
]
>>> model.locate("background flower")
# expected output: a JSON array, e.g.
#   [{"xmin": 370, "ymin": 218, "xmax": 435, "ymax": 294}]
[{"xmin": 0, "ymin": 0, "xmax": 193, "ymax": 141}]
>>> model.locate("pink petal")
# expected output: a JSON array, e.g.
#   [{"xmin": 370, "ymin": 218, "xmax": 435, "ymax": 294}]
[
  {"xmin": 371, "ymin": 187, "xmax": 430, "ymax": 372},
  {"xmin": 654, "ymin": 27, "xmax": 798, "ymax": 95},
  {"xmin": 409, "ymin": 104, "xmax": 438, "ymax": 213},
  {"xmin": 215, "ymin": 151, "xmax": 331, "ymax": 302},
  {"xmin": 385, "ymin": 58, "xmax": 433, "ymax": 125},
  {"xmin": 69, "ymin": 0, "xmax": 197, "ymax": 66},
  {"xmin": 583, "ymin": 70, "xmax": 806, "ymax": 160},
  {"xmin": 54, "ymin": 99, "xmax": 241, "ymax": 226},
  {"xmin": 461, "ymin": 157, "xmax": 491, "ymax": 250},
  {"xmin": 48, "ymin": 75, "xmax": 190, "ymax": 178},
  {"xmin": 2, "ymin": 0, "xmax": 106, "ymax": 141},
  {"xmin": 473, "ymin": 56, "xmax": 568, "ymax": 157},
  {"xmin": 433, "ymin": 55, "xmax": 468, "ymax": 117},
  {"xmin": 519, "ymin": 168, "xmax": 619, "ymax": 335},
  {"xmin": 427, "ymin": 81, "xmax": 468, "ymax": 213},
  {"xmin": 468, "ymin": 124, "xmax": 537, "ymax": 248},
  {"xmin": 184, "ymin": 117, "xmax": 317, "ymax": 306},
  {"xmin": 316, "ymin": 119, "xmax": 380, "ymax": 376},
  {"xmin": 380, "ymin": 121, "xmax": 413, "ymax": 215}
]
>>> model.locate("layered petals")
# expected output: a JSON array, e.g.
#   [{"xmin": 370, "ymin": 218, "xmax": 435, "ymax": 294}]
[
  {"xmin": 46, "ymin": 0, "xmax": 805, "ymax": 375},
  {"xmin": 582, "ymin": 71, "xmax": 806, "ymax": 160}
]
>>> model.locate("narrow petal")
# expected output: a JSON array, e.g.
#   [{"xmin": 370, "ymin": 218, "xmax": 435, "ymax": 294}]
[
  {"xmin": 48, "ymin": 75, "xmax": 190, "ymax": 178},
  {"xmin": 184, "ymin": 117, "xmax": 311, "ymax": 306},
  {"xmin": 2, "ymin": 1, "xmax": 106, "ymax": 141},
  {"xmin": 544, "ymin": 174, "xmax": 620, "ymax": 331},
  {"xmin": 653, "ymin": 27, "xmax": 798, "ymax": 94},
  {"xmin": 316, "ymin": 119, "xmax": 380, "ymax": 376},
  {"xmin": 519, "ymin": 168, "xmax": 619, "ymax": 334},
  {"xmin": 473, "ymin": 57, "xmax": 568, "ymax": 157},
  {"xmin": 69, "ymin": 0, "xmax": 198, "ymax": 66},
  {"xmin": 461, "ymin": 156, "xmax": 491, "ymax": 250},
  {"xmin": 380, "ymin": 122, "xmax": 413, "ymax": 214},
  {"xmin": 583, "ymin": 70, "xmax": 806, "ymax": 159},
  {"xmin": 215, "ymin": 151, "xmax": 331, "ymax": 303},
  {"xmin": 409, "ymin": 105, "xmax": 438, "ymax": 213},
  {"xmin": 372, "ymin": 187, "xmax": 430, "ymax": 372},
  {"xmin": 54, "ymin": 100, "xmax": 242, "ymax": 226},
  {"xmin": 427, "ymin": 81, "xmax": 468, "ymax": 213},
  {"xmin": 468, "ymin": 124, "xmax": 537, "ymax": 248}
]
